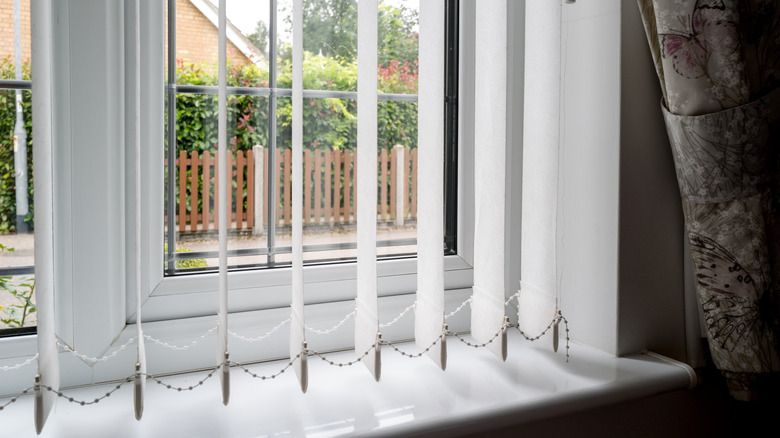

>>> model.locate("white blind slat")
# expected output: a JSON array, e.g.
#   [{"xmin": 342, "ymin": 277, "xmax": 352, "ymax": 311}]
[
  {"xmin": 217, "ymin": 0, "xmax": 230, "ymax": 405},
  {"xmin": 471, "ymin": 0, "xmax": 508, "ymax": 361},
  {"xmin": 415, "ymin": 0, "xmax": 446, "ymax": 370},
  {"xmin": 290, "ymin": 0, "xmax": 308, "ymax": 393},
  {"xmin": 355, "ymin": 0, "xmax": 380, "ymax": 381},
  {"xmin": 31, "ymin": 0, "xmax": 59, "ymax": 432},
  {"xmin": 519, "ymin": 0, "xmax": 561, "ymax": 352},
  {"xmin": 133, "ymin": 0, "xmax": 147, "ymax": 420}
]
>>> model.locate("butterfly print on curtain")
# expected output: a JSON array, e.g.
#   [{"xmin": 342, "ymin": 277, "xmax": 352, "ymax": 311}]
[{"xmin": 660, "ymin": 0, "xmax": 739, "ymax": 79}]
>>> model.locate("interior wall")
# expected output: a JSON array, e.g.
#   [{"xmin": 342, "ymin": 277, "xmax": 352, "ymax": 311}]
[
  {"xmin": 617, "ymin": 2, "xmax": 687, "ymax": 360},
  {"xmin": 545, "ymin": 0, "xmax": 686, "ymax": 358}
]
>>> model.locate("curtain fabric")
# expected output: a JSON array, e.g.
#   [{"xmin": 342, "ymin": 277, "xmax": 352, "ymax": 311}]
[{"xmin": 638, "ymin": 0, "xmax": 780, "ymax": 400}]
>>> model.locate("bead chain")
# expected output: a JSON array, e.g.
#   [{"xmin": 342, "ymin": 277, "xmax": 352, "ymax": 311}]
[
  {"xmin": 380, "ymin": 303, "xmax": 415, "ymax": 328},
  {"xmin": 230, "ymin": 354, "xmax": 301, "ymax": 380},
  {"xmin": 145, "ymin": 326, "xmax": 218, "ymax": 351},
  {"xmin": 0, "ymin": 298, "xmax": 568, "ymax": 411},
  {"xmin": 382, "ymin": 332, "xmax": 447, "ymax": 358},
  {"xmin": 305, "ymin": 311, "xmax": 354, "ymax": 335},
  {"xmin": 230, "ymin": 318, "xmax": 290, "ymax": 342},
  {"xmin": 58, "ymin": 338, "xmax": 137, "ymax": 364},
  {"xmin": 43, "ymin": 378, "xmax": 133, "ymax": 406},
  {"xmin": 0, "ymin": 386, "xmax": 33, "ymax": 411},
  {"xmin": 309, "ymin": 344, "xmax": 376, "ymax": 367},
  {"xmin": 148, "ymin": 365, "xmax": 221, "ymax": 392},
  {"xmin": 0, "ymin": 354, "xmax": 38, "ymax": 371},
  {"xmin": 0, "ymin": 314, "xmax": 569, "ymax": 412},
  {"xmin": 445, "ymin": 298, "xmax": 472, "ymax": 320},
  {"xmin": 511, "ymin": 311, "xmax": 570, "ymax": 362},
  {"xmin": 451, "ymin": 326, "xmax": 505, "ymax": 348}
]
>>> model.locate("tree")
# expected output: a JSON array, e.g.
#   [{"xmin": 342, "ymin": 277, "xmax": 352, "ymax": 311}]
[
  {"xmin": 378, "ymin": 3, "xmax": 418, "ymax": 70},
  {"xmin": 248, "ymin": 20, "xmax": 269, "ymax": 57},
  {"xmin": 278, "ymin": 0, "xmax": 419, "ymax": 67}
]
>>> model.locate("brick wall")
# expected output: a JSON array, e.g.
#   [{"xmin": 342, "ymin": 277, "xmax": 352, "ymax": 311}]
[
  {"xmin": 0, "ymin": 0, "xmax": 250, "ymax": 75},
  {"xmin": 167, "ymin": 0, "xmax": 252, "ymax": 70},
  {"xmin": 0, "ymin": 0, "xmax": 31, "ymax": 65}
]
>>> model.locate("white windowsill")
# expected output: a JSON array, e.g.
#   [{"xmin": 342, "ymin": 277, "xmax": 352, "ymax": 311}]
[{"xmin": 3, "ymin": 331, "xmax": 695, "ymax": 438}]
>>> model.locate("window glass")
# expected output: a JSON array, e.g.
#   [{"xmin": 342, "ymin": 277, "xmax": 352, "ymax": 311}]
[
  {"xmin": 0, "ymin": 0, "xmax": 35, "ymax": 331},
  {"xmin": 165, "ymin": 0, "xmax": 427, "ymax": 274}
]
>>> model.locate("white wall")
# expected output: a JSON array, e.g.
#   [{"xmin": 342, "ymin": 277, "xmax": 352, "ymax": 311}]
[
  {"xmin": 514, "ymin": 0, "xmax": 687, "ymax": 358},
  {"xmin": 617, "ymin": 1, "xmax": 686, "ymax": 360}
]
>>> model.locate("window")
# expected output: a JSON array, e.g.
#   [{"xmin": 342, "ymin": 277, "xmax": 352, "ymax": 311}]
[
  {"xmin": 0, "ymin": 0, "xmax": 35, "ymax": 337},
  {"xmin": 163, "ymin": 0, "xmax": 458, "ymax": 275},
  {"xmin": 0, "ymin": 5, "xmax": 691, "ymax": 431},
  {"xmin": 0, "ymin": 0, "xmax": 475, "ymax": 394}
]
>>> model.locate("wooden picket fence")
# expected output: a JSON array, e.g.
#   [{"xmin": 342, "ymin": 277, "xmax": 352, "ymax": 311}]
[{"xmin": 166, "ymin": 146, "xmax": 418, "ymax": 233}]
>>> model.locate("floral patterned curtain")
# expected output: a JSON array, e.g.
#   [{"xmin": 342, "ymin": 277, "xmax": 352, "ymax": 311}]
[{"xmin": 638, "ymin": 0, "xmax": 780, "ymax": 401}]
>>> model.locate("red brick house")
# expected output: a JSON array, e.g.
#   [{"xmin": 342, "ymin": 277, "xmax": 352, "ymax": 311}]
[{"xmin": 0, "ymin": 0, "xmax": 265, "ymax": 70}]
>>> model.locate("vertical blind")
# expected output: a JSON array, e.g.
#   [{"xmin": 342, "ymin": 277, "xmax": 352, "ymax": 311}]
[{"xmin": 10, "ymin": 0, "xmax": 570, "ymax": 433}]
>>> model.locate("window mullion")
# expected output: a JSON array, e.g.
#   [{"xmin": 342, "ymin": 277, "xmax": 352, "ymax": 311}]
[
  {"xmin": 267, "ymin": 0, "xmax": 279, "ymax": 266},
  {"xmin": 166, "ymin": 0, "xmax": 177, "ymax": 276}
]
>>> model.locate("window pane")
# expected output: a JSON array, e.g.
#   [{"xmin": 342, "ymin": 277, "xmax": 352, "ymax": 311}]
[
  {"xmin": 1, "ymin": 0, "xmax": 34, "ymax": 331},
  {"xmin": 168, "ymin": 0, "xmax": 271, "ymax": 87},
  {"xmin": 1, "ymin": 89, "xmax": 35, "ymax": 329},
  {"xmin": 165, "ymin": 0, "xmax": 430, "ymax": 275}
]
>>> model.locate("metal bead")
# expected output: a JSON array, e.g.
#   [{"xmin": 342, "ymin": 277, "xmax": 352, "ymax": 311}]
[
  {"xmin": 80, "ymin": 401, "xmax": 85, "ymax": 406},
  {"xmin": 188, "ymin": 386, "xmax": 193, "ymax": 390}
]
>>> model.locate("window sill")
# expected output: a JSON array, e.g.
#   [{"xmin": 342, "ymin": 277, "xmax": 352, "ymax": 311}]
[{"xmin": 2, "ymin": 331, "xmax": 695, "ymax": 437}]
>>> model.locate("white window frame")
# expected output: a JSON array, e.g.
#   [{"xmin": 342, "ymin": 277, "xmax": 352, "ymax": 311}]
[
  {"xmin": 2, "ymin": 0, "xmax": 639, "ymax": 397},
  {"xmin": 142, "ymin": 2, "xmax": 475, "ymax": 319}
]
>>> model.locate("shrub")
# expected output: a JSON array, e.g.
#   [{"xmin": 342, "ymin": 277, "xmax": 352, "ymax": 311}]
[{"xmin": 0, "ymin": 57, "xmax": 33, "ymax": 234}]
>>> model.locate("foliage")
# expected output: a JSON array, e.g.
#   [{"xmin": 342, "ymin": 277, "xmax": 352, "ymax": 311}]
[
  {"xmin": 174, "ymin": 51, "xmax": 417, "ymax": 154},
  {"xmin": 0, "ymin": 244, "xmax": 36, "ymax": 328},
  {"xmin": 289, "ymin": 0, "xmax": 358, "ymax": 62},
  {"xmin": 280, "ymin": 1, "xmax": 419, "ymax": 69},
  {"xmin": 248, "ymin": 20, "xmax": 269, "ymax": 57},
  {"xmin": 0, "ymin": 277, "xmax": 36, "ymax": 328},
  {"xmin": 163, "ymin": 244, "xmax": 209, "ymax": 270},
  {"xmin": 377, "ymin": 3, "xmax": 419, "ymax": 70},
  {"xmin": 0, "ymin": 57, "xmax": 34, "ymax": 234}
]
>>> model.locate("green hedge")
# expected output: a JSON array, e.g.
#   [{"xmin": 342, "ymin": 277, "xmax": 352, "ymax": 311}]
[
  {"xmin": 0, "ymin": 52, "xmax": 418, "ymax": 233},
  {"xmin": 0, "ymin": 57, "xmax": 33, "ymax": 234},
  {"xmin": 174, "ymin": 53, "xmax": 418, "ymax": 154}
]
